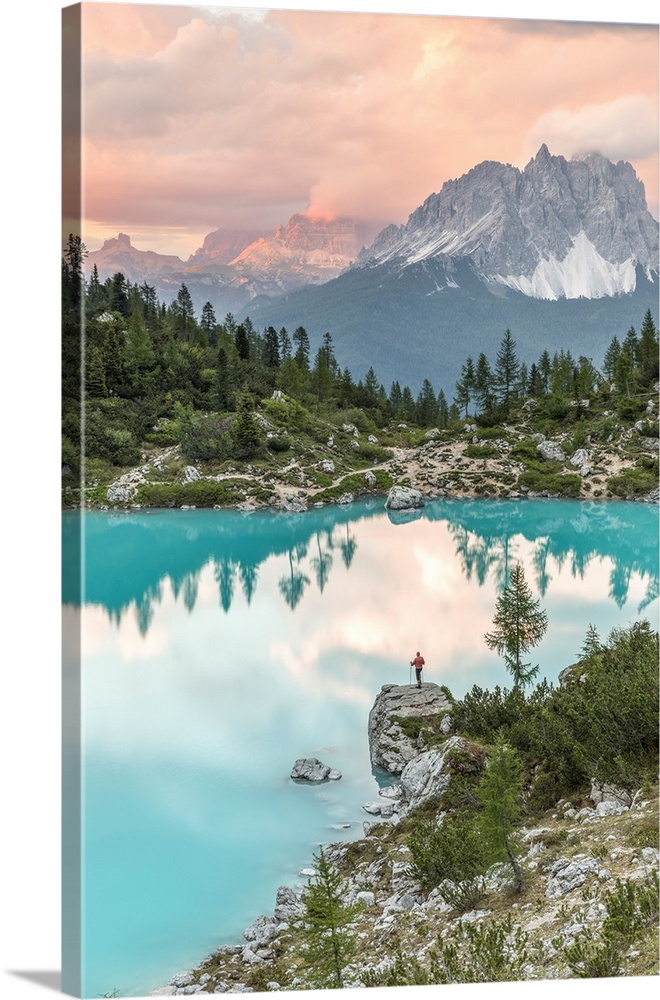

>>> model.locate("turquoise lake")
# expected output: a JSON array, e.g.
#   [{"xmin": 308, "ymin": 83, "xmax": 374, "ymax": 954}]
[{"xmin": 61, "ymin": 498, "xmax": 659, "ymax": 998}]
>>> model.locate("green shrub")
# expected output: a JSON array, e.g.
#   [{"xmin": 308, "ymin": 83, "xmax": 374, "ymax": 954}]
[
  {"xmin": 314, "ymin": 469, "xmax": 393, "ymax": 502},
  {"xmin": 628, "ymin": 815, "xmax": 660, "ymax": 850},
  {"xmin": 517, "ymin": 469, "xmax": 582, "ymax": 497},
  {"xmin": 261, "ymin": 396, "xmax": 310, "ymax": 431},
  {"xmin": 540, "ymin": 395, "xmax": 571, "ymax": 422},
  {"xmin": 267, "ymin": 434, "xmax": 291, "ymax": 452},
  {"xmin": 430, "ymin": 914, "xmax": 531, "ymax": 983},
  {"xmin": 181, "ymin": 414, "xmax": 232, "ymax": 460},
  {"xmin": 135, "ymin": 478, "xmax": 256, "ymax": 507},
  {"xmin": 510, "ymin": 438, "xmax": 545, "ymax": 463},
  {"xmin": 607, "ymin": 464, "xmax": 658, "ymax": 497},
  {"xmin": 466, "ymin": 444, "xmax": 499, "ymax": 459},
  {"xmin": 534, "ymin": 621, "xmax": 659, "ymax": 794},
  {"xmin": 563, "ymin": 873, "xmax": 659, "ymax": 978},
  {"xmin": 475, "ymin": 426, "xmax": 508, "ymax": 440},
  {"xmin": 616, "ymin": 397, "xmax": 647, "ymax": 421},
  {"xmin": 352, "ymin": 443, "xmax": 392, "ymax": 464},
  {"xmin": 406, "ymin": 812, "xmax": 486, "ymax": 908},
  {"xmin": 103, "ymin": 427, "xmax": 141, "ymax": 466},
  {"xmin": 635, "ymin": 419, "xmax": 659, "ymax": 438}
]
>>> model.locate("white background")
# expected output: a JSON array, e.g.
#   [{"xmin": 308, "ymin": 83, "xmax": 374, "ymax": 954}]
[{"xmin": 1, "ymin": 2, "xmax": 658, "ymax": 999}]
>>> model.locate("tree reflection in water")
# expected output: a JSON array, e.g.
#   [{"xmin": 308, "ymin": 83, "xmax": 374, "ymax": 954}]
[{"xmin": 65, "ymin": 500, "xmax": 658, "ymax": 630}]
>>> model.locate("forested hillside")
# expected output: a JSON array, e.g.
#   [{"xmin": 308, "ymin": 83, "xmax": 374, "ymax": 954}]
[{"xmin": 62, "ymin": 236, "xmax": 659, "ymax": 507}]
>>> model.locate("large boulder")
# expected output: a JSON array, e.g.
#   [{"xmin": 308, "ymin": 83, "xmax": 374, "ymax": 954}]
[
  {"xmin": 368, "ymin": 683, "xmax": 452, "ymax": 774},
  {"xmin": 399, "ymin": 735, "xmax": 470, "ymax": 815},
  {"xmin": 290, "ymin": 758, "xmax": 341, "ymax": 782},
  {"xmin": 385, "ymin": 486, "xmax": 425, "ymax": 511},
  {"xmin": 273, "ymin": 886, "xmax": 305, "ymax": 922},
  {"xmin": 545, "ymin": 857, "xmax": 600, "ymax": 899},
  {"xmin": 536, "ymin": 441, "xmax": 566, "ymax": 462}
]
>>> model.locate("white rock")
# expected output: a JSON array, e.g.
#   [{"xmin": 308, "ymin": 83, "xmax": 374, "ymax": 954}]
[
  {"xmin": 537, "ymin": 441, "xmax": 566, "ymax": 462},
  {"xmin": 385, "ymin": 486, "xmax": 425, "ymax": 511},
  {"xmin": 545, "ymin": 857, "xmax": 600, "ymax": 899},
  {"xmin": 182, "ymin": 465, "xmax": 201, "ymax": 484},
  {"xmin": 362, "ymin": 802, "xmax": 382, "ymax": 815}
]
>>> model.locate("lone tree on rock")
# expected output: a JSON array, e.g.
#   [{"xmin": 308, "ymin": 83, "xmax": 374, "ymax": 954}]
[{"xmin": 484, "ymin": 562, "xmax": 548, "ymax": 689}]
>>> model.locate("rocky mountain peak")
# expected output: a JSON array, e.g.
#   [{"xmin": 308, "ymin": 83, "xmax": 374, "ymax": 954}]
[{"xmin": 358, "ymin": 146, "xmax": 659, "ymax": 300}]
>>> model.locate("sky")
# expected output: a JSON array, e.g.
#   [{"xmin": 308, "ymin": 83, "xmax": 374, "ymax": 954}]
[
  {"xmin": 1, "ymin": 4, "xmax": 659, "ymax": 1000},
  {"xmin": 68, "ymin": 1, "xmax": 660, "ymax": 258}
]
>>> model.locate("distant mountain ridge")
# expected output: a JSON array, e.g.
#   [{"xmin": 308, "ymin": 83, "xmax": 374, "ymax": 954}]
[
  {"xmin": 356, "ymin": 145, "xmax": 658, "ymax": 300},
  {"xmin": 85, "ymin": 214, "xmax": 367, "ymax": 311},
  {"xmin": 244, "ymin": 147, "xmax": 658, "ymax": 392},
  {"xmin": 83, "ymin": 146, "xmax": 659, "ymax": 393}
]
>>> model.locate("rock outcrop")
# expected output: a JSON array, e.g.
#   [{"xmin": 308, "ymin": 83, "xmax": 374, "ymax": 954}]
[
  {"xmin": 367, "ymin": 683, "xmax": 452, "ymax": 774},
  {"xmin": 398, "ymin": 735, "xmax": 470, "ymax": 816}
]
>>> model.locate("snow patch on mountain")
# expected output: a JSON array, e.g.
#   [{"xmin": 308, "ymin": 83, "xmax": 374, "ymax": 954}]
[
  {"xmin": 492, "ymin": 232, "xmax": 638, "ymax": 300},
  {"xmin": 358, "ymin": 147, "xmax": 659, "ymax": 302}
]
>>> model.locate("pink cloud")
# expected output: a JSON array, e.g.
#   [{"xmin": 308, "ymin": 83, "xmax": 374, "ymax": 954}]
[{"xmin": 78, "ymin": 6, "xmax": 659, "ymax": 254}]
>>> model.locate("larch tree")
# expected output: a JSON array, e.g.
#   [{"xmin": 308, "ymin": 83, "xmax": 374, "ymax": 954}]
[
  {"xmin": 477, "ymin": 731, "xmax": 525, "ymax": 892},
  {"xmin": 484, "ymin": 562, "xmax": 548, "ymax": 690},
  {"xmin": 302, "ymin": 847, "xmax": 361, "ymax": 989}
]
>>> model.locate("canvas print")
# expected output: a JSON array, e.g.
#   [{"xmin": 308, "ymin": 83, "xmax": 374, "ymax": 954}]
[{"xmin": 62, "ymin": 2, "xmax": 660, "ymax": 998}]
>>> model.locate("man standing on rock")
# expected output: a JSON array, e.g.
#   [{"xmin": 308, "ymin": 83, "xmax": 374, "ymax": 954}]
[{"xmin": 411, "ymin": 651, "xmax": 425, "ymax": 688}]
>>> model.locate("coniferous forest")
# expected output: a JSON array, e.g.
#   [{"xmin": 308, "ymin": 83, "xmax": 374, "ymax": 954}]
[{"xmin": 62, "ymin": 234, "xmax": 659, "ymax": 507}]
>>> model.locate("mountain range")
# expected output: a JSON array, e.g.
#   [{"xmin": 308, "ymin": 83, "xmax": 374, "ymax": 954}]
[{"xmin": 85, "ymin": 146, "xmax": 659, "ymax": 393}]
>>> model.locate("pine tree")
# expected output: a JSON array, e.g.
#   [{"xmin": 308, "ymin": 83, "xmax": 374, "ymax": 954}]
[
  {"xmin": 454, "ymin": 357, "xmax": 476, "ymax": 419},
  {"xmin": 302, "ymin": 847, "xmax": 361, "ymax": 989},
  {"xmin": 216, "ymin": 345, "xmax": 232, "ymax": 411},
  {"xmin": 278, "ymin": 326, "xmax": 292, "ymax": 361},
  {"xmin": 416, "ymin": 378, "xmax": 438, "ymax": 426},
  {"xmin": 389, "ymin": 381, "xmax": 403, "ymax": 415},
  {"xmin": 602, "ymin": 336, "xmax": 621, "ymax": 383},
  {"xmin": 311, "ymin": 344, "xmax": 334, "ymax": 403},
  {"xmin": 200, "ymin": 302, "xmax": 217, "ymax": 344},
  {"xmin": 232, "ymin": 383, "xmax": 263, "ymax": 457},
  {"xmin": 235, "ymin": 323, "xmax": 250, "ymax": 361},
  {"xmin": 263, "ymin": 326, "xmax": 281, "ymax": 369},
  {"xmin": 363, "ymin": 366, "xmax": 380, "ymax": 405},
  {"xmin": 527, "ymin": 362, "xmax": 544, "ymax": 398},
  {"xmin": 86, "ymin": 346, "xmax": 107, "ymax": 398},
  {"xmin": 474, "ymin": 353, "xmax": 495, "ymax": 417},
  {"xmin": 293, "ymin": 325, "xmax": 310, "ymax": 370},
  {"xmin": 124, "ymin": 309, "xmax": 155, "ymax": 380},
  {"xmin": 484, "ymin": 562, "xmax": 548, "ymax": 689},
  {"xmin": 175, "ymin": 283, "xmax": 196, "ymax": 339},
  {"xmin": 437, "ymin": 388, "xmax": 449, "ymax": 427},
  {"xmin": 638, "ymin": 309, "xmax": 659, "ymax": 385},
  {"xmin": 401, "ymin": 386, "xmax": 416, "ymax": 421},
  {"xmin": 538, "ymin": 349, "xmax": 552, "ymax": 395},
  {"xmin": 494, "ymin": 329, "xmax": 520, "ymax": 415},
  {"xmin": 477, "ymin": 732, "xmax": 525, "ymax": 892},
  {"xmin": 108, "ymin": 272, "xmax": 129, "ymax": 317},
  {"xmin": 579, "ymin": 623, "xmax": 601, "ymax": 660}
]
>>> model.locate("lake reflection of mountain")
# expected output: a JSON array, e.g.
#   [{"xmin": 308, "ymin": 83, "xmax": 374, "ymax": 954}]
[{"xmin": 63, "ymin": 499, "xmax": 659, "ymax": 630}]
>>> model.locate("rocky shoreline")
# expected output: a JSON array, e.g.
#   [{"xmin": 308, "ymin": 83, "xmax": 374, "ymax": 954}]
[
  {"xmin": 64, "ymin": 407, "xmax": 660, "ymax": 513},
  {"xmin": 148, "ymin": 682, "xmax": 659, "ymax": 994}
]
